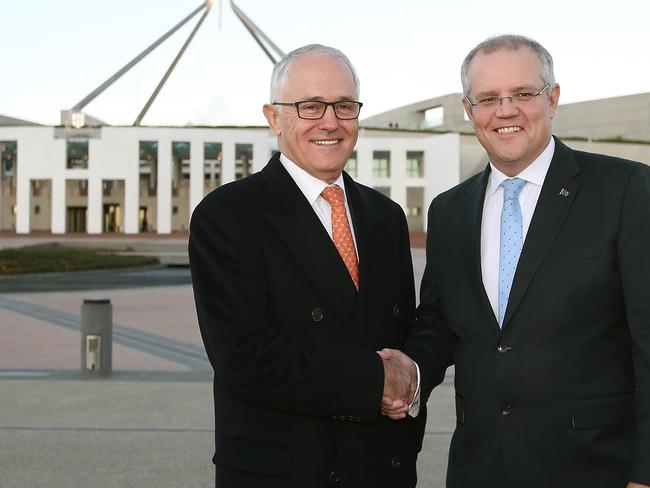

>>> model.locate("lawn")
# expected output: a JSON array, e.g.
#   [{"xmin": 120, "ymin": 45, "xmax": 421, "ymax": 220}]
[{"xmin": 0, "ymin": 244, "xmax": 159, "ymax": 275}]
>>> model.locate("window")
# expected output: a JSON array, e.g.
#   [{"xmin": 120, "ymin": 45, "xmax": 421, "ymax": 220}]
[
  {"xmin": 372, "ymin": 151, "xmax": 390, "ymax": 178},
  {"xmin": 406, "ymin": 187, "xmax": 424, "ymax": 232},
  {"xmin": 235, "ymin": 144, "xmax": 253, "ymax": 179},
  {"xmin": 139, "ymin": 141, "xmax": 158, "ymax": 196},
  {"xmin": 67, "ymin": 139, "xmax": 89, "ymax": 169},
  {"xmin": 139, "ymin": 141, "xmax": 158, "ymax": 167},
  {"xmin": 172, "ymin": 142, "xmax": 191, "ymax": 182},
  {"xmin": 406, "ymin": 151, "xmax": 424, "ymax": 178},
  {"xmin": 423, "ymin": 106, "xmax": 444, "ymax": 128},
  {"xmin": 102, "ymin": 180, "xmax": 114, "ymax": 197},
  {"xmin": 345, "ymin": 151, "xmax": 358, "ymax": 177},
  {"xmin": 204, "ymin": 142, "xmax": 222, "ymax": 188},
  {"xmin": 1, "ymin": 141, "xmax": 17, "ymax": 185},
  {"xmin": 31, "ymin": 179, "xmax": 43, "ymax": 196}
]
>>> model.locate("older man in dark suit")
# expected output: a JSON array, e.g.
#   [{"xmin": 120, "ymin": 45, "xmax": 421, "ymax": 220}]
[
  {"xmin": 381, "ymin": 35, "xmax": 650, "ymax": 488},
  {"xmin": 189, "ymin": 44, "xmax": 424, "ymax": 488}
]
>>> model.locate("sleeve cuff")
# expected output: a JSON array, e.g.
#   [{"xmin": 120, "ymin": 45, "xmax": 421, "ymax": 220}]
[{"xmin": 408, "ymin": 361, "xmax": 421, "ymax": 417}]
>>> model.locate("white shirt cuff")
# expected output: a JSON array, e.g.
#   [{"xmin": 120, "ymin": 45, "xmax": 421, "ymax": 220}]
[{"xmin": 408, "ymin": 361, "xmax": 421, "ymax": 417}]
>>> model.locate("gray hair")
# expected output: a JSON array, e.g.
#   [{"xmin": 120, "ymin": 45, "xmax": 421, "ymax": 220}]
[
  {"xmin": 460, "ymin": 34, "xmax": 556, "ymax": 96},
  {"xmin": 269, "ymin": 44, "xmax": 360, "ymax": 102}
]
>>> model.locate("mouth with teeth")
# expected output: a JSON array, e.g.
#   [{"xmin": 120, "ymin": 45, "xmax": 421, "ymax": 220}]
[
  {"xmin": 312, "ymin": 139, "xmax": 340, "ymax": 146},
  {"xmin": 496, "ymin": 126, "xmax": 522, "ymax": 135}
]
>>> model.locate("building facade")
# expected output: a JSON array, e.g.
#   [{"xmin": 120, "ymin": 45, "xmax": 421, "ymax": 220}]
[
  {"xmin": 0, "ymin": 125, "xmax": 458, "ymax": 234},
  {"xmin": 3, "ymin": 92, "xmax": 649, "ymax": 235}
]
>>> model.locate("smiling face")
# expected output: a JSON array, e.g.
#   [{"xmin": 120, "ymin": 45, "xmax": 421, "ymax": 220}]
[
  {"xmin": 263, "ymin": 52, "xmax": 359, "ymax": 183},
  {"xmin": 463, "ymin": 47, "xmax": 560, "ymax": 177}
]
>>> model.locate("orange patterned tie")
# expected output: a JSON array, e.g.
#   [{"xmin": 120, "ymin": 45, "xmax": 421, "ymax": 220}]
[{"xmin": 321, "ymin": 185, "xmax": 359, "ymax": 290}]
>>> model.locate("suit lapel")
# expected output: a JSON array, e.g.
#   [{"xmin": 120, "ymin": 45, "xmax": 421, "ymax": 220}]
[
  {"xmin": 262, "ymin": 156, "xmax": 357, "ymax": 330},
  {"xmin": 464, "ymin": 167, "xmax": 501, "ymax": 331},
  {"xmin": 503, "ymin": 138, "xmax": 581, "ymax": 328},
  {"xmin": 343, "ymin": 173, "xmax": 391, "ymax": 341}
]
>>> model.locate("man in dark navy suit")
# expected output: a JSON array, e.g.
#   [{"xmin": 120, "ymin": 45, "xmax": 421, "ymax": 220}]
[
  {"xmin": 381, "ymin": 35, "xmax": 650, "ymax": 488},
  {"xmin": 190, "ymin": 44, "xmax": 423, "ymax": 488}
]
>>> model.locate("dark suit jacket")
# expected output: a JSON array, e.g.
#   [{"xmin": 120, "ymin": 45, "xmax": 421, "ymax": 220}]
[
  {"xmin": 407, "ymin": 138, "xmax": 650, "ymax": 487},
  {"xmin": 189, "ymin": 153, "xmax": 425, "ymax": 488}
]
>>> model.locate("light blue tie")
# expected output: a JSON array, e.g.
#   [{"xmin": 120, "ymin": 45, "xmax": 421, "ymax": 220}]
[{"xmin": 498, "ymin": 178, "xmax": 527, "ymax": 327}]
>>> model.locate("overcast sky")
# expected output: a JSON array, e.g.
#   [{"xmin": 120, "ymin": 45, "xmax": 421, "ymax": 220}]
[{"xmin": 3, "ymin": 0, "xmax": 649, "ymax": 126}]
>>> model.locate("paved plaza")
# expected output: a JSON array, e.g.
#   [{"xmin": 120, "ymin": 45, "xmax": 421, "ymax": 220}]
[{"xmin": 0, "ymin": 239, "xmax": 455, "ymax": 487}]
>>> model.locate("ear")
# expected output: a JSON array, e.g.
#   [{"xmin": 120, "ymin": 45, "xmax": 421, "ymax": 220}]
[
  {"xmin": 548, "ymin": 83, "xmax": 560, "ymax": 118},
  {"xmin": 462, "ymin": 98, "xmax": 475, "ymax": 126},
  {"xmin": 263, "ymin": 104, "xmax": 282, "ymax": 135}
]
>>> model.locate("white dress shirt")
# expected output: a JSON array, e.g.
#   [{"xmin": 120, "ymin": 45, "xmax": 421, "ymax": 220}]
[
  {"xmin": 480, "ymin": 137, "xmax": 555, "ymax": 319},
  {"xmin": 280, "ymin": 154, "xmax": 358, "ymax": 258},
  {"xmin": 409, "ymin": 137, "xmax": 555, "ymax": 417}
]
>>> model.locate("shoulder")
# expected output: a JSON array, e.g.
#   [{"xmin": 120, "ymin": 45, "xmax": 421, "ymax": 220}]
[
  {"xmin": 574, "ymin": 148, "xmax": 644, "ymax": 171},
  {"xmin": 192, "ymin": 171, "xmax": 267, "ymax": 224},
  {"xmin": 562, "ymin": 142, "xmax": 649, "ymax": 181},
  {"xmin": 432, "ymin": 170, "xmax": 485, "ymax": 209}
]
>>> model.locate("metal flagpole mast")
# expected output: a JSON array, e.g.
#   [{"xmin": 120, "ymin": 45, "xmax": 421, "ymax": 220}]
[
  {"xmin": 230, "ymin": 0, "xmax": 285, "ymax": 64},
  {"xmin": 71, "ymin": 1, "xmax": 210, "ymax": 114},
  {"xmin": 133, "ymin": 1, "xmax": 213, "ymax": 126}
]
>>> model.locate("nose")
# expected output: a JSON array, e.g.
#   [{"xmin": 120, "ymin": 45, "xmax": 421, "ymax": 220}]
[
  {"xmin": 496, "ymin": 96, "xmax": 518, "ymax": 116},
  {"xmin": 318, "ymin": 104, "xmax": 339, "ymax": 130}
]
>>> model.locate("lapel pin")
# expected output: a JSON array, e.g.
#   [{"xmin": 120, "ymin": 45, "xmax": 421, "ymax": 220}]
[{"xmin": 559, "ymin": 188, "xmax": 570, "ymax": 197}]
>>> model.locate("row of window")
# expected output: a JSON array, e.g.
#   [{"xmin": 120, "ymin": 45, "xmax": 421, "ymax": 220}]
[
  {"xmin": 66, "ymin": 140, "xmax": 253, "ymax": 180},
  {"xmin": 6, "ymin": 139, "xmax": 426, "ymax": 187},
  {"xmin": 69, "ymin": 141, "xmax": 426, "ymax": 180},
  {"xmin": 345, "ymin": 150, "xmax": 425, "ymax": 178}
]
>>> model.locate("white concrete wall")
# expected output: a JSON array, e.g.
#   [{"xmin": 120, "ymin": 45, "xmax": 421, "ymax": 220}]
[{"xmin": 354, "ymin": 131, "xmax": 460, "ymax": 230}]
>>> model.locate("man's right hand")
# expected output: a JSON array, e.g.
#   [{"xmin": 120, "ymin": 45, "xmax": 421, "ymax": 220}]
[{"xmin": 377, "ymin": 348, "xmax": 417, "ymax": 420}]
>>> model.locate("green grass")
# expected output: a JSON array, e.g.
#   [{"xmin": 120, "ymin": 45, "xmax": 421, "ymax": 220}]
[{"xmin": 0, "ymin": 244, "xmax": 159, "ymax": 275}]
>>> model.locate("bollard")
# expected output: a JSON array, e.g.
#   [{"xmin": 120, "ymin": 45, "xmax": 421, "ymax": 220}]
[{"xmin": 81, "ymin": 299, "xmax": 112, "ymax": 378}]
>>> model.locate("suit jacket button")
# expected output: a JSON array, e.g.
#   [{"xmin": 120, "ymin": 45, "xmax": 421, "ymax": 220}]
[
  {"xmin": 392, "ymin": 305, "xmax": 400, "ymax": 317},
  {"xmin": 501, "ymin": 406, "xmax": 512, "ymax": 416},
  {"xmin": 328, "ymin": 470, "xmax": 341, "ymax": 483},
  {"xmin": 391, "ymin": 456, "xmax": 401, "ymax": 469},
  {"xmin": 311, "ymin": 308, "xmax": 324, "ymax": 322},
  {"xmin": 497, "ymin": 345, "xmax": 512, "ymax": 354}
]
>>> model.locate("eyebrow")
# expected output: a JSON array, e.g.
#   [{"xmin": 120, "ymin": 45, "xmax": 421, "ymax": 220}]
[
  {"xmin": 473, "ymin": 85, "xmax": 540, "ymax": 98},
  {"xmin": 299, "ymin": 96, "xmax": 357, "ymax": 102}
]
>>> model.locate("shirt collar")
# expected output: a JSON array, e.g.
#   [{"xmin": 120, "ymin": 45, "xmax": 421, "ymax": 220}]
[
  {"xmin": 279, "ymin": 153, "xmax": 346, "ymax": 205},
  {"xmin": 488, "ymin": 137, "xmax": 555, "ymax": 196}
]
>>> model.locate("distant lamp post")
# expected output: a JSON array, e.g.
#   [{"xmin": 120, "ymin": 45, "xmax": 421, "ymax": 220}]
[{"xmin": 71, "ymin": 112, "xmax": 85, "ymax": 129}]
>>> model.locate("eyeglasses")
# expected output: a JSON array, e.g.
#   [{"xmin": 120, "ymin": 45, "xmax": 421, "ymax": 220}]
[
  {"xmin": 272, "ymin": 100, "xmax": 363, "ymax": 120},
  {"xmin": 464, "ymin": 83, "xmax": 551, "ymax": 110}
]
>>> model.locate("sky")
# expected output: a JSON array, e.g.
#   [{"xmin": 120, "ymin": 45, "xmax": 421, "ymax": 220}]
[{"xmin": 2, "ymin": 0, "xmax": 649, "ymax": 127}]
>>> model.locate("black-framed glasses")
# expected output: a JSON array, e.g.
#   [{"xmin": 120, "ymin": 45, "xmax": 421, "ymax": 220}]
[
  {"xmin": 272, "ymin": 100, "xmax": 363, "ymax": 120},
  {"xmin": 464, "ymin": 83, "xmax": 551, "ymax": 110}
]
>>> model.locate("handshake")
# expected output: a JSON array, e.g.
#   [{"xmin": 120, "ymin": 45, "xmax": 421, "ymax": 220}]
[{"xmin": 377, "ymin": 348, "xmax": 418, "ymax": 420}]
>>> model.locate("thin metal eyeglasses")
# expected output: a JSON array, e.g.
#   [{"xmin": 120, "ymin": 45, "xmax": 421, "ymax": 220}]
[
  {"xmin": 272, "ymin": 100, "xmax": 363, "ymax": 120},
  {"xmin": 464, "ymin": 83, "xmax": 551, "ymax": 110}
]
